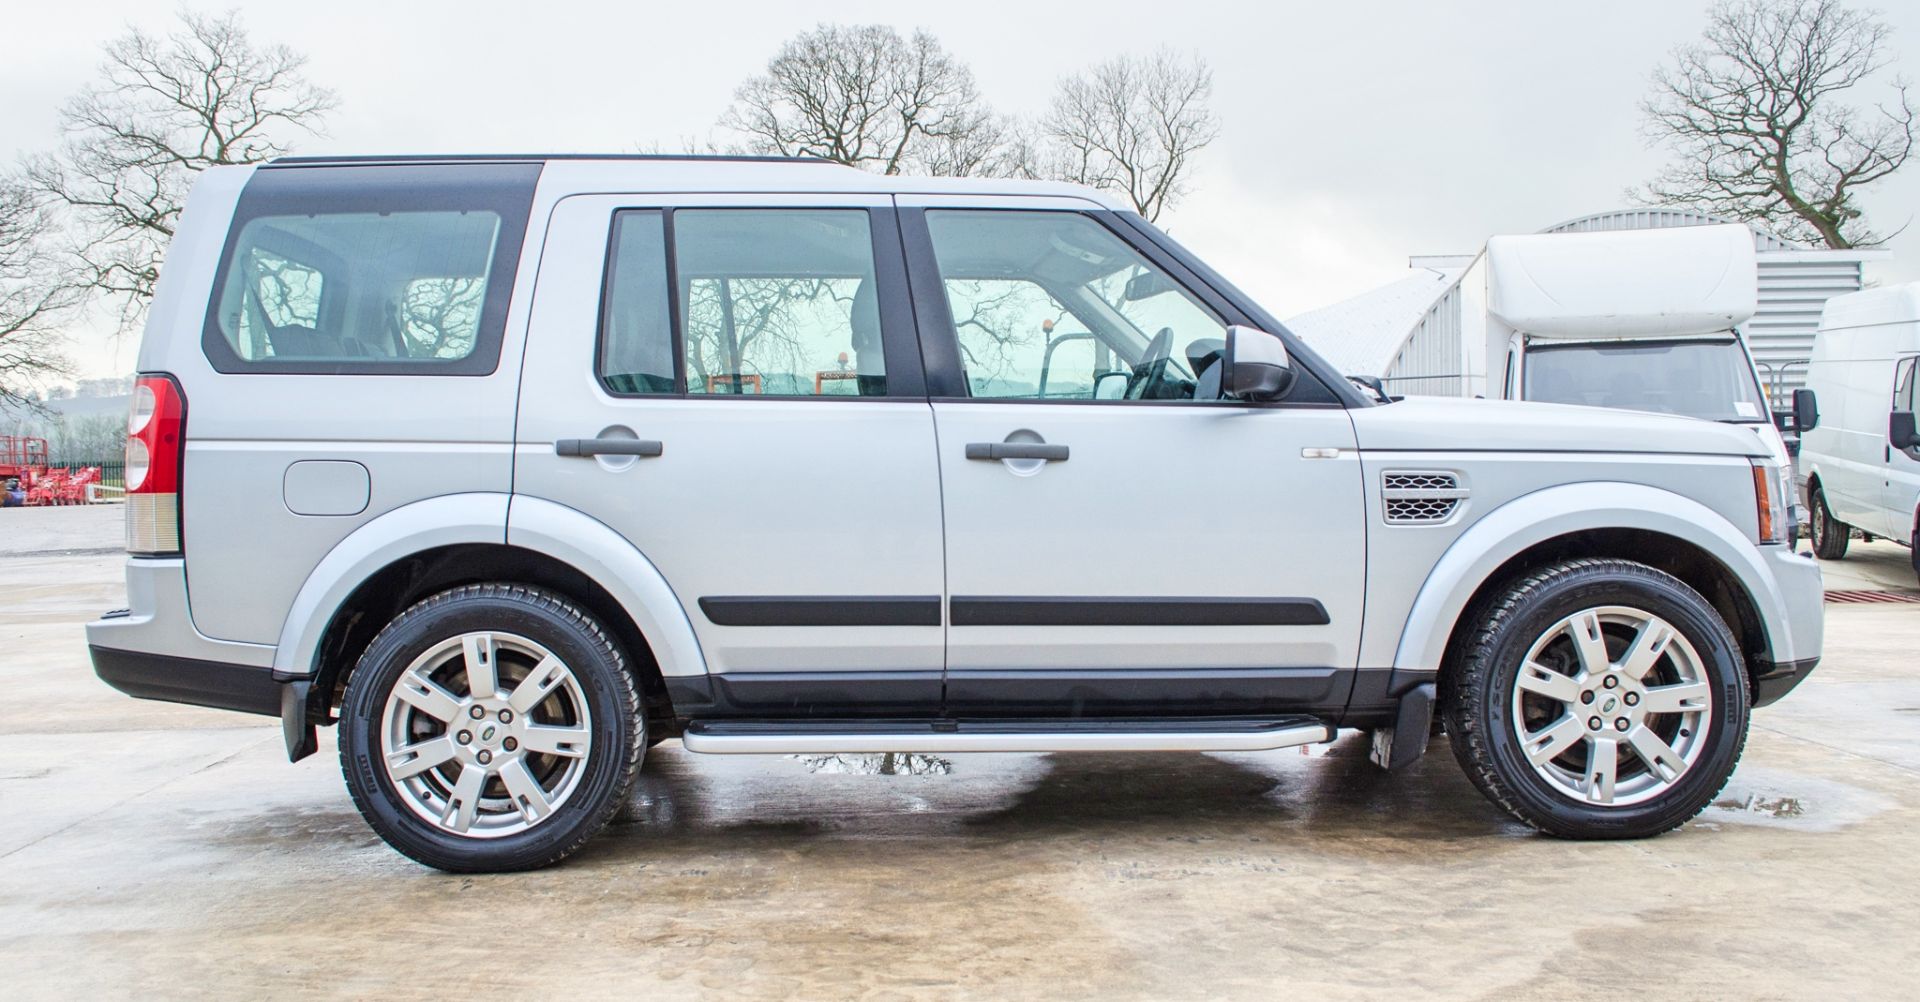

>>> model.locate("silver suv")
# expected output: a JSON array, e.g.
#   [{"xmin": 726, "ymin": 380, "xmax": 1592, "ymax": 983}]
[{"xmin": 89, "ymin": 155, "xmax": 1824, "ymax": 871}]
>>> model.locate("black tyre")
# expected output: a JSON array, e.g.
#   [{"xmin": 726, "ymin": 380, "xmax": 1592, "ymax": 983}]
[
  {"xmin": 1809, "ymin": 484, "xmax": 1849, "ymax": 560},
  {"xmin": 1443, "ymin": 559, "xmax": 1749, "ymax": 839},
  {"xmin": 338, "ymin": 584, "xmax": 642, "ymax": 872}
]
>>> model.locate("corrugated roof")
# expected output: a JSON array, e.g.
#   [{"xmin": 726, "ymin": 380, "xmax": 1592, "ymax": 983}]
[{"xmin": 1285, "ymin": 268, "xmax": 1465, "ymax": 376}]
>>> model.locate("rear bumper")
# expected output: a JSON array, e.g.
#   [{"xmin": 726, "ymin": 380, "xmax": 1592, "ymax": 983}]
[{"xmin": 89, "ymin": 644, "xmax": 280, "ymax": 717}]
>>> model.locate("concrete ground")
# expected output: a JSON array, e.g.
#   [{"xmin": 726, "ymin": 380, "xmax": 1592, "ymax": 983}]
[{"xmin": 2, "ymin": 506, "xmax": 1917, "ymax": 1001}]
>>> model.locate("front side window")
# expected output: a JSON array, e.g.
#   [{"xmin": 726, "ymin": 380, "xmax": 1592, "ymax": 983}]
[
  {"xmin": 1895, "ymin": 358, "xmax": 1917, "ymax": 413},
  {"xmin": 924, "ymin": 210, "xmax": 1227, "ymax": 402},
  {"xmin": 598, "ymin": 209, "xmax": 886, "ymax": 397}
]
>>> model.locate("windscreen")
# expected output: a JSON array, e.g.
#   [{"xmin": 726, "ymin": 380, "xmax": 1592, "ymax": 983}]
[{"xmin": 1523, "ymin": 338, "xmax": 1768, "ymax": 423}]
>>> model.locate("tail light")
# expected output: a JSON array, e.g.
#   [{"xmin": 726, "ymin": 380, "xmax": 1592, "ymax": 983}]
[{"xmin": 126, "ymin": 373, "xmax": 185, "ymax": 555}]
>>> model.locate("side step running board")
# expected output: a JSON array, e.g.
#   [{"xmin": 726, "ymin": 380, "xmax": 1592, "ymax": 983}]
[{"xmin": 680, "ymin": 717, "xmax": 1334, "ymax": 755}]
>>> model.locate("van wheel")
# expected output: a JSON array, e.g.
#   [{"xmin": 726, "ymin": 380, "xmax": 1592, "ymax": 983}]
[
  {"xmin": 338, "ymin": 584, "xmax": 642, "ymax": 872},
  {"xmin": 1808, "ymin": 485, "xmax": 1849, "ymax": 560},
  {"xmin": 1443, "ymin": 559, "xmax": 1748, "ymax": 839}
]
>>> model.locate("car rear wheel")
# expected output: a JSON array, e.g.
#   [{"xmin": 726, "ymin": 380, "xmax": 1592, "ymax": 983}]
[
  {"xmin": 1809, "ymin": 484, "xmax": 1849, "ymax": 560},
  {"xmin": 1443, "ymin": 559, "xmax": 1748, "ymax": 839},
  {"xmin": 338, "ymin": 584, "xmax": 641, "ymax": 871}
]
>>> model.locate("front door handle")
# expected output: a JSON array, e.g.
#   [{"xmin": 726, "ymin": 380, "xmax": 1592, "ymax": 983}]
[
  {"xmin": 965, "ymin": 442, "xmax": 1069, "ymax": 462},
  {"xmin": 556, "ymin": 438, "xmax": 664, "ymax": 458}
]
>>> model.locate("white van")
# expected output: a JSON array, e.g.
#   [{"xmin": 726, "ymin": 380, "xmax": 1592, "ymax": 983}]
[
  {"xmin": 1485, "ymin": 226, "xmax": 1801, "ymax": 511},
  {"xmin": 1797, "ymin": 282, "xmax": 1920, "ymax": 573}
]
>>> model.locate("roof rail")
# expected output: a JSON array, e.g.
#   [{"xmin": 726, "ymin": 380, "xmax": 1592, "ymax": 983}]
[{"xmin": 263, "ymin": 153, "xmax": 833, "ymax": 168}]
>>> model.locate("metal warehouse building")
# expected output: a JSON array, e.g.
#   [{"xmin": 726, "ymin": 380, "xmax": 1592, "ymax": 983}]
[{"xmin": 1288, "ymin": 209, "xmax": 1889, "ymax": 403}]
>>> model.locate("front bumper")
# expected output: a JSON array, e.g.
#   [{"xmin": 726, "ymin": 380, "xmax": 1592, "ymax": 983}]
[
  {"xmin": 1753, "ymin": 657, "xmax": 1820, "ymax": 708},
  {"xmin": 1752, "ymin": 544, "xmax": 1824, "ymax": 706}
]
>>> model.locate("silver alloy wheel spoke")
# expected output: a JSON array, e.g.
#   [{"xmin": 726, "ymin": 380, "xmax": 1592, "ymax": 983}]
[
  {"xmin": 1568, "ymin": 611, "xmax": 1611, "ymax": 674},
  {"xmin": 499, "ymin": 758, "xmax": 553, "ymax": 823},
  {"xmin": 519, "ymin": 723, "xmax": 591, "ymax": 757},
  {"xmin": 1510, "ymin": 605, "xmax": 1713, "ymax": 808},
  {"xmin": 1518, "ymin": 661, "xmax": 1583, "ymax": 703},
  {"xmin": 1626, "ymin": 724, "xmax": 1688, "ymax": 782},
  {"xmin": 462, "ymin": 633, "xmax": 500, "ymax": 700},
  {"xmin": 1640, "ymin": 679, "xmax": 1711, "ymax": 715},
  {"xmin": 1524, "ymin": 715, "xmax": 1587, "ymax": 766},
  {"xmin": 394, "ymin": 668, "xmax": 464, "ymax": 722},
  {"xmin": 507, "ymin": 655, "xmax": 568, "ymax": 714},
  {"xmin": 442, "ymin": 763, "xmax": 486, "ymax": 833},
  {"xmin": 387, "ymin": 735, "xmax": 458, "ymax": 780},
  {"xmin": 1617, "ymin": 620, "xmax": 1674, "ymax": 680},
  {"xmin": 1586, "ymin": 736, "xmax": 1619, "ymax": 804}
]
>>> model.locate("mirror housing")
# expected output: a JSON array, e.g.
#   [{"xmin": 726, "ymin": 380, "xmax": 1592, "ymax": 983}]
[
  {"xmin": 1220, "ymin": 325, "xmax": 1296, "ymax": 402},
  {"xmin": 1892, "ymin": 410, "xmax": 1919, "ymax": 450},
  {"xmin": 1092, "ymin": 370, "xmax": 1129, "ymax": 400},
  {"xmin": 1792, "ymin": 388, "xmax": 1819, "ymax": 433}
]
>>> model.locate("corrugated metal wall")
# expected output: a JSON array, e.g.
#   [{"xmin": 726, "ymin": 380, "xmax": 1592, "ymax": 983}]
[
  {"xmin": 1750, "ymin": 258, "xmax": 1865, "ymax": 401},
  {"xmin": 1384, "ymin": 283, "xmax": 1464, "ymax": 396}
]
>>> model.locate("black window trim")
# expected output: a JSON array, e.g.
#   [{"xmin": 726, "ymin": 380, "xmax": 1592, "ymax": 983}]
[
  {"xmin": 897, "ymin": 205, "xmax": 1355, "ymax": 409},
  {"xmin": 200, "ymin": 162, "xmax": 540, "ymax": 376},
  {"xmin": 592, "ymin": 204, "xmax": 927, "ymax": 402}
]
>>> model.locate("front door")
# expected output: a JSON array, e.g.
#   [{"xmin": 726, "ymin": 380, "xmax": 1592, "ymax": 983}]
[
  {"xmin": 900, "ymin": 200, "xmax": 1367, "ymax": 717},
  {"xmin": 1881, "ymin": 356, "xmax": 1920, "ymax": 540},
  {"xmin": 514, "ymin": 194, "xmax": 946, "ymax": 714}
]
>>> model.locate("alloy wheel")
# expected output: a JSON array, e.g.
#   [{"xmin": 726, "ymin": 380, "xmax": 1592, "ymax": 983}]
[
  {"xmin": 379, "ymin": 631, "xmax": 593, "ymax": 838},
  {"xmin": 1510, "ymin": 606, "xmax": 1714, "ymax": 807}
]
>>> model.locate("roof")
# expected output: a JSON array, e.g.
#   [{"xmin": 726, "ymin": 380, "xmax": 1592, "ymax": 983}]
[
  {"xmin": 265, "ymin": 154, "xmax": 1131, "ymax": 210},
  {"xmin": 1820, "ymin": 282, "xmax": 1920, "ymax": 332},
  {"xmin": 1285, "ymin": 266, "xmax": 1465, "ymax": 376},
  {"xmin": 1541, "ymin": 208, "xmax": 1810, "ymax": 252}
]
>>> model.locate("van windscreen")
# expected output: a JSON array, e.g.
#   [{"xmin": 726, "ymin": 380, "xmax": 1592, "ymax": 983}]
[{"xmin": 1523, "ymin": 338, "xmax": 1769, "ymax": 423}]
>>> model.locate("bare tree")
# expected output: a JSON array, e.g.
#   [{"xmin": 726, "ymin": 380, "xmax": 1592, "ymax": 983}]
[
  {"xmin": 1041, "ymin": 50, "xmax": 1220, "ymax": 222},
  {"xmin": 0, "ymin": 182, "xmax": 75, "ymax": 411},
  {"xmin": 1640, "ymin": 0, "xmax": 1915, "ymax": 249},
  {"xmin": 721, "ymin": 24, "xmax": 1006, "ymax": 176},
  {"xmin": 23, "ymin": 9, "xmax": 336, "ymax": 328}
]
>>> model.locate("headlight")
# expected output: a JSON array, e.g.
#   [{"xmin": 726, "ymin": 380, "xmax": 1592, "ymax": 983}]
[{"xmin": 1751, "ymin": 460, "xmax": 1788, "ymax": 544}]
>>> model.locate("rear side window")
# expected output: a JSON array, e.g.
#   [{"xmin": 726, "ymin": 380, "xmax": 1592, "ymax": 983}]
[
  {"xmin": 203, "ymin": 164, "xmax": 538, "ymax": 375},
  {"xmin": 597, "ymin": 208, "xmax": 887, "ymax": 397}
]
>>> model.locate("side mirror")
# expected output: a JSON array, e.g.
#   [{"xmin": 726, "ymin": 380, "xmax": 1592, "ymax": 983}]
[
  {"xmin": 1891, "ymin": 410, "xmax": 1919, "ymax": 450},
  {"xmin": 1093, "ymin": 370, "xmax": 1129, "ymax": 400},
  {"xmin": 1792, "ymin": 388, "xmax": 1819, "ymax": 433},
  {"xmin": 1219, "ymin": 325, "xmax": 1296, "ymax": 403}
]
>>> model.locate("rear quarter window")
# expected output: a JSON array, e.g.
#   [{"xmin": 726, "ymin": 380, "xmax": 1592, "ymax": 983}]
[{"xmin": 202, "ymin": 163, "xmax": 539, "ymax": 375}]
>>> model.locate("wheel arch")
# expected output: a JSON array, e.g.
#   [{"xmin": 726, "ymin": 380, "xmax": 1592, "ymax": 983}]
[
  {"xmin": 272, "ymin": 492, "xmax": 707, "ymax": 730},
  {"xmin": 1396, "ymin": 482, "xmax": 1791, "ymax": 696}
]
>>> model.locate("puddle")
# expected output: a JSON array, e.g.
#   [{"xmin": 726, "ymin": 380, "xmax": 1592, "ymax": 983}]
[
  {"xmin": 790, "ymin": 753, "xmax": 954, "ymax": 776},
  {"xmin": 1696, "ymin": 766, "xmax": 1896, "ymax": 833}
]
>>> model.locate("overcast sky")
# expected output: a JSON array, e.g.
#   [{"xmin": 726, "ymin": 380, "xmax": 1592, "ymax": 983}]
[{"xmin": 6, "ymin": 0, "xmax": 1918, "ymax": 381}]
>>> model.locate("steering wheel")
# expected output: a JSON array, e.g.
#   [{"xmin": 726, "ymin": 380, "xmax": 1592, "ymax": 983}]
[{"xmin": 1125, "ymin": 327, "xmax": 1177, "ymax": 400}]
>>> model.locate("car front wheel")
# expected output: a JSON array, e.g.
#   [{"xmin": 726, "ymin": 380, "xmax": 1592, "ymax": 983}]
[
  {"xmin": 338, "ymin": 584, "xmax": 641, "ymax": 871},
  {"xmin": 1443, "ymin": 559, "xmax": 1749, "ymax": 839}
]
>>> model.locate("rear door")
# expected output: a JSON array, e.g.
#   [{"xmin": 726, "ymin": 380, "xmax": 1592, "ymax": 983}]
[
  {"xmin": 898, "ymin": 198, "xmax": 1367, "ymax": 717},
  {"xmin": 513, "ymin": 194, "xmax": 947, "ymax": 715}
]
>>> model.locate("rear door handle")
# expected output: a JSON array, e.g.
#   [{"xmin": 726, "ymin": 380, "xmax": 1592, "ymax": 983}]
[
  {"xmin": 965, "ymin": 442, "xmax": 1069, "ymax": 462},
  {"xmin": 556, "ymin": 438, "xmax": 664, "ymax": 458}
]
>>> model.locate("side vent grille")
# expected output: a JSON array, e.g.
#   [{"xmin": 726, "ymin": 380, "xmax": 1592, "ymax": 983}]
[{"xmin": 1382, "ymin": 471, "xmax": 1466, "ymax": 525}]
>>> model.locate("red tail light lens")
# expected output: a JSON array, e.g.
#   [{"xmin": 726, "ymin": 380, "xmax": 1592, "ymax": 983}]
[{"xmin": 126, "ymin": 373, "xmax": 185, "ymax": 555}]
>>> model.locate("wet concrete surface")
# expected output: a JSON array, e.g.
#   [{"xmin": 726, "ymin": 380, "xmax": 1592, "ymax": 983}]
[{"xmin": 3, "ymin": 507, "xmax": 1917, "ymax": 999}]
